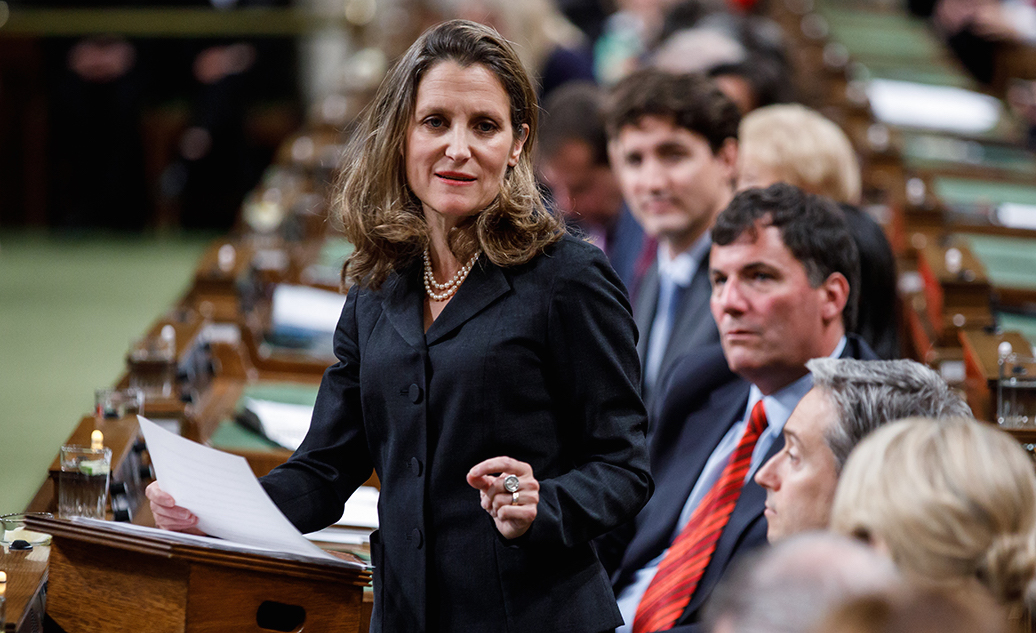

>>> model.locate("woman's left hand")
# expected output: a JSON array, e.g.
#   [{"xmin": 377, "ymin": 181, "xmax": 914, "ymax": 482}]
[{"xmin": 466, "ymin": 456, "xmax": 540, "ymax": 539}]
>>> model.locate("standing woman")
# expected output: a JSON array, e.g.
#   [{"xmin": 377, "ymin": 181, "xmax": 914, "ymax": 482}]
[{"xmin": 149, "ymin": 19, "xmax": 651, "ymax": 632}]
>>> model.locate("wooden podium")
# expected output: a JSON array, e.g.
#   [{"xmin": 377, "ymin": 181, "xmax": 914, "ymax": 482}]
[{"xmin": 25, "ymin": 515, "xmax": 371, "ymax": 633}]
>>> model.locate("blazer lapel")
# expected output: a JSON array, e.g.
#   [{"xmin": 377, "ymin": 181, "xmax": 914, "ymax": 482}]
[
  {"xmin": 381, "ymin": 263, "xmax": 427, "ymax": 353},
  {"xmin": 679, "ymin": 407, "xmax": 783, "ymax": 623},
  {"xmin": 424, "ymin": 259, "xmax": 511, "ymax": 346},
  {"xmin": 660, "ymin": 263, "xmax": 716, "ymax": 374},
  {"xmin": 627, "ymin": 381, "xmax": 750, "ymax": 573}
]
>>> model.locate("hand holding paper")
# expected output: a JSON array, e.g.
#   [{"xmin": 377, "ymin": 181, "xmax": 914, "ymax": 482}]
[{"xmin": 137, "ymin": 415, "xmax": 335, "ymax": 561}]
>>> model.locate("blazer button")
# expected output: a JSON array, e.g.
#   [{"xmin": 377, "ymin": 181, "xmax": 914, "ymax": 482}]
[
  {"xmin": 410, "ymin": 457, "xmax": 423, "ymax": 477},
  {"xmin": 409, "ymin": 528, "xmax": 423, "ymax": 549},
  {"xmin": 407, "ymin": 384, "xmax": 423, "ymax": 404}
]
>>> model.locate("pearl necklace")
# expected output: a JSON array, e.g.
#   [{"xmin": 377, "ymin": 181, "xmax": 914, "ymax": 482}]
[{"xmin": 423, "ymin": 248, "xmax": 480, "ymax": 302}]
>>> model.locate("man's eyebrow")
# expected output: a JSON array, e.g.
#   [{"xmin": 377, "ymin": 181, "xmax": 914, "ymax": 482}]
[
  {"xmin": 740, "ymin": 261, "xmax": 779, "ymax": 272},
  {"xmin": 656, "ymin": 142, "xmax": 689, "ymax": 153}
]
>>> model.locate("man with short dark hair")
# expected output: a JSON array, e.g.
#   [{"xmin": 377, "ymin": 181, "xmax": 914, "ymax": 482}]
[
  {"xmin": 598, "ymin": 183, "xmax": 876, "ymax": 633},
  {"xmin": 604, "ymin": 70, "xmax": 741, "ymax": 403},
  {"xmin": 755, "ymin": 357, "xmax": 972, "ymax": 542}
]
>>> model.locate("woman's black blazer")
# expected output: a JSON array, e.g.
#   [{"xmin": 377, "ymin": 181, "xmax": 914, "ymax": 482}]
[{"xmin": 261, "ymin": 234, "xmax": 653, "ymax": 632}]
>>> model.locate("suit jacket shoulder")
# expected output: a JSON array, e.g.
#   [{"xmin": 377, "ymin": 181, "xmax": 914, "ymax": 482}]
[{"xmin": 634, "ymin": 253, "xmax": 721, "ymax": 407}]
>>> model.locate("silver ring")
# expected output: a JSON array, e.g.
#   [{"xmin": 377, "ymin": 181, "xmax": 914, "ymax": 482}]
[
  {"xmin": 503, "ymin": 474, "xmax": 520, "ymax": 493},
  {"xmin": 511, "ymin": 491, "xmax": 519, "ymax": 505}
]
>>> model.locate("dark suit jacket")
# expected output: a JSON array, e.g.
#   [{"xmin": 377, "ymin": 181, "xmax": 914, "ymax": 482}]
[
  {"xmin": 600, "ymin": 335, "xmax": 877, "ymax": 633},
  {"xmin": 260, "ymin": 235, "xmax": 652, "ymax": 633},
  {"xmin": 634, "ymin": 250, "xmax": 719, "ymax": 408}
]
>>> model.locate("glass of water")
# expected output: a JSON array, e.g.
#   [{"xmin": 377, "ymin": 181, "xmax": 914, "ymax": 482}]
[{"xmin": 58, "ymin": 445, "xmax": 112, "ymax": 519}]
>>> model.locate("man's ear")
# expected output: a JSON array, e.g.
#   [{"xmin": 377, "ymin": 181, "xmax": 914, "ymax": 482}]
[{"xmin": 819, "ymin": 271, "xmax": 850, "ymax": 324}]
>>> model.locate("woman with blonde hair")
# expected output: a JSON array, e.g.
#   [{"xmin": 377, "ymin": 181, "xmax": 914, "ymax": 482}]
[
  {"xmin": 831, "ymin": 416, "xmax": 1036, "ymax": 619},
  {"xmin": 815, "ymin": 585, "xmax": 1008, "ymax": 633},
  {"xmin": 149, "ymin": 19, "xmax": 651, "ymax": 632},
  {"xmin": 737, "ymin": 103, "xmax": 861, "ymax": 204}
]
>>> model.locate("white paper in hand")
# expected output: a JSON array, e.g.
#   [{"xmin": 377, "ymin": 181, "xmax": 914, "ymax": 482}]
[{"xmin": 137, "ymin": 415, "xmax": 334, "ymax": 561}]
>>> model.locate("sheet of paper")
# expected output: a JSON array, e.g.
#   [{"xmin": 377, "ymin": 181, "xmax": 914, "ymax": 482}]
[
  {"xmin": 304, "ymin": 526, "xmax": 374, "ymax": 546},
  {"xmin": 867, "ymin": 79, "xmax": 1003, "ymax": 134},
  {"xmin": 138, "ymin": 415, "xmax": 335, "ymax": 561},
  {"xmin": 243, "ymin": 397, "xmax": 313, "ymax": 451},
  {"xmin": 271, "ymin": 283, "xmax": 346, "ymax": 334},
  {"xmin": 334, "ymin": 485, "xmax": 379, "ymax": 529},
  {"xmin": 998, "ymin": 203, "xmax": 1036, "ymax": 230}
]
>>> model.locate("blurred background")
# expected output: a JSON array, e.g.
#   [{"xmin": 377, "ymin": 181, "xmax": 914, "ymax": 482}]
[{"xmin": 3, "ymin": 0, "xmax": 1036, "ymax": 515}]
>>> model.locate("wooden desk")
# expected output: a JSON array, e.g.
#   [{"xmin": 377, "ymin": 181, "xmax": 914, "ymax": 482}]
[
  {"xmin": 916, "ymin": 238, "xmax": 994, "ymax": 342},
  {"xmin": 961, "ymin": 329, "xmax": 1032, "ymax": 423},
  {"xmin": 27, "ymin": 515, "xmax": 370, "ymax": 633},
  {"xmin": 961, "ymin": 234, "xmax": 1036, "ymax": 312},
  {"xmin": 1, "ymin": 545, "xmax": 47, "ymax": 633}
]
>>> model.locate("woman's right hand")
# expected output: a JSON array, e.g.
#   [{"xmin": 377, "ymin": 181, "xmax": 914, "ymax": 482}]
[{"xmin": 145, "ymin": 481, "xmax": 204, "ymax": 535}]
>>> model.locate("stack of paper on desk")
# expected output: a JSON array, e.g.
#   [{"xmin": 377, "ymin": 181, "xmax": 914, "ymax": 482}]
[
  {"xmin": 241, "ymin": 397, "xmax": 312, "ymax": 450},
  {"xmin": 866, "ymin": 79, "xmax": 1003, "ymax": 134},
  {"xmin": 304, "ymin": 486, "xmax": 380, "ymax": 546},
  {"xmin": 998, "ymin": 203, "xmax": 1036, "ymax": 230},
  {"xmin": 271, "ymin": 284, "xmax": 346, "ymax": 336},
  {"xmin": 137, "ymin": 416, "xmax": 365, "ymax": 567}
]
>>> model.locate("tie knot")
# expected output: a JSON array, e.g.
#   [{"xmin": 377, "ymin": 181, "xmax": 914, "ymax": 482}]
[{"xmin": 748, "ymin": 400, "xmax": 768, "ymax": 436}]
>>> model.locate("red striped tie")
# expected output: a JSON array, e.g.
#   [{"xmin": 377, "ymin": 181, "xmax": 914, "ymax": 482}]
[{"xmin": 632, "ymin": 400, "xmax": 768, "ymax": 633}]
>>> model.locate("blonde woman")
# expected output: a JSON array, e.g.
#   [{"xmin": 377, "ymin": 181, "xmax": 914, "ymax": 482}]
[
  {"xmin": 737, "ymin": 103, "xmax": 861, "ymax": 204},
  {"xmin": 832, "ymin": 417, "xmax": 1036, "ymax": 621}
]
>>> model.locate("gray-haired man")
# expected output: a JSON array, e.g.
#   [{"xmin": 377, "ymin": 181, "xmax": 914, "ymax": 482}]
[{"xmin": 755, "ymin": 357, "xmax": 973, "ymax": 542}]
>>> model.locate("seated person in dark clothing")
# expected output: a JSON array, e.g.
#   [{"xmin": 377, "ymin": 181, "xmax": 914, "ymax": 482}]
[
  {"xmin": 604, "ymin": 70, "xmax": 740, "ymax": 405},
  {"xmin": 539, "ymin": 81, "xmax": 647, "ymax": 293}
]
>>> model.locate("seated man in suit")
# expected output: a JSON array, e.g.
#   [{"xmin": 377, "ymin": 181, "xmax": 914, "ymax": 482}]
[
  {"xmin": 539, "ymin": 81, "xmax": 647, "ymax": 293},
  {"xmin": 604, "ymin": 69, "xmax": 741, "ymax": 405},
  {"xmin": 600, "ymin": 182, "xmax": 875, "ymax": 633},
  {"xmin": 755, "ymin": 357, "xmax": 972, "ymax": 542}
]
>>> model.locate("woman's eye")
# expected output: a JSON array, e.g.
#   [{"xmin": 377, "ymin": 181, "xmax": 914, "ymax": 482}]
[
  {"xmin": 476, "ymin": 121, "xmax": 497, "ymax": 133},
  {"xmin": 425, "ymin": 116, "xmax": 444, "ymax": 129}
]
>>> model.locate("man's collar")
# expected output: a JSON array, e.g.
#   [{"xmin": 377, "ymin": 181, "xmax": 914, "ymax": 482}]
[
  {"xmin": 657, "ymin": 230, "xmax": 711, "ymax": 286},
  {"xmin": 747, "ymin": 335, "xmax": 848, "ymax": 433}
]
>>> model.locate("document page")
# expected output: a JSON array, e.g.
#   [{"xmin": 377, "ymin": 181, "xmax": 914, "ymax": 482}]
[{"xmin": 138, "ymin": 415, "xmax": 335, "ymax": 561}]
